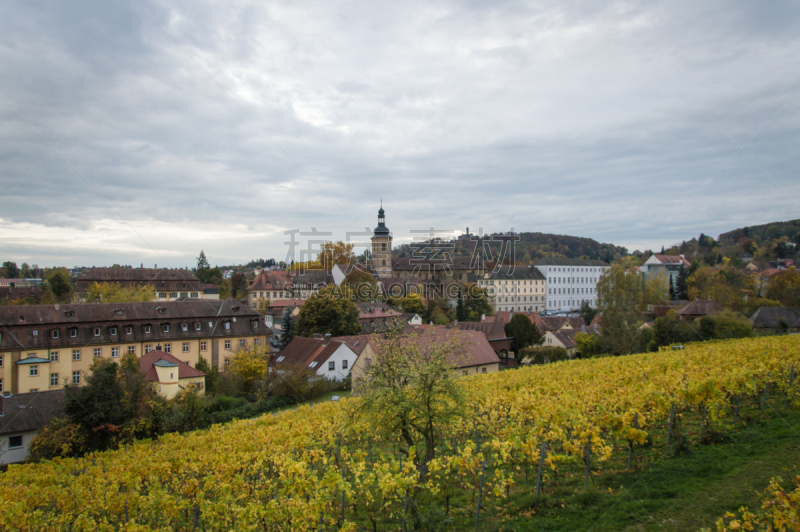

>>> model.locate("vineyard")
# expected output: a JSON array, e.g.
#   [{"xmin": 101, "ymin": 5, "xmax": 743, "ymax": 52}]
[{"xmin": 1, "ymin": 335, "xmax": 799, "ymax": 531}]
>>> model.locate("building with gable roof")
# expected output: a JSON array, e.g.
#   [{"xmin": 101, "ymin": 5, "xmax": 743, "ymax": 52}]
[
  {"xmin": 139, "ymin": 349, "xmax": 206, "ymax": 399},
  {"xmin": 246, "ymin": 270, "xmax": 295, "ymax": 310},
  {"xmin": 0, "ymin": 389, "xmax": 66, "ymax": 465},
  {"xmin": 639, "ymin": 254, "xmax": 691, "ymax": 292},
  {"xmin": 75, "ymin": 268, "xmax": 219, "ymax": 301},
  {"xmin": 273, "ymin": 336, "xmax": 358, "ymax": 381}
]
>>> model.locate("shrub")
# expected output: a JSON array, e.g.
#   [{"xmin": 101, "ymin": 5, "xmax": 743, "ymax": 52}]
[
  {"xmin": 520, "ymin": 346, "xmax": 569, "ymax": 364},
  {"xmin": 27, "ymin": 418, "xmax": 87, "ymax": 462}
]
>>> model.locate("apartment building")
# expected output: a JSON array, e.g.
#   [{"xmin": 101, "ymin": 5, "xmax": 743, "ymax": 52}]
[
  {"xmin": 534, "ymin": 258, "xmax": 610, "ymax": 312},
  {"xmin": 246, "ymin": 270, "xmax": 295, "ymax": 309},
  {"xmin": 75, "ymin": 268, "xmax": 220, "ymax": 301},
  {"xmin": 476, "ymin": 265, "xmax": 547, "ymax": 313},
  {"xmin": 0, "ymin": 299, "xmax": 268, "ymax": 394}
]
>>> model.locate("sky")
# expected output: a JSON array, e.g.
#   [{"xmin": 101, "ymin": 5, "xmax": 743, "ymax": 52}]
[{"xmin": 1, "ymin": 0, "xmax": 798, "ymax": 268}]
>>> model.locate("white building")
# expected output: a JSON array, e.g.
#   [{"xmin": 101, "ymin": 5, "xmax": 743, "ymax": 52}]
[
  {"xmin": 639, "ymin": 254, "xmax": 691, "ymax": 291},
  {"xmin": 0, "ymin": 390, "xmax": 65, "ymax": 465},
  {"xmin": 274, "ymin": 336, "xmax": 358, "ymax": 382},
  {"xmin": 477, "ymin": 265, "xmax": 547, "ymax": 313},
  {"xmin": 534, "ymin": 259, "xmax": 610, "ymax": 312}
]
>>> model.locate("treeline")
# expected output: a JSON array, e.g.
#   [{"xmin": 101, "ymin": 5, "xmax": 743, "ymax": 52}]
[{"xmin": 393, "ymin": 232, "xmax": 627, "ymax": 264}]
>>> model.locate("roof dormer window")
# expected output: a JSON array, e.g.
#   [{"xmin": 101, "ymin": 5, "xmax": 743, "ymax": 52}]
[
  {"xmin": 51, "ymin": 329, "xmax": 59, "ymax": 339},
  {"xmin": 181, "ymin": 323, "xmax": 188, "ymax": 332},
  {"xmin": 195, "ymin": 323, "xmax": 201, "ymax": 331},
  {"xmin": 65, "ymin": 311, "xmax": 74, "ymax": 319},
  {"xmin": 162, "ymin": 324, "xmax": 170, "ymax": 333}
]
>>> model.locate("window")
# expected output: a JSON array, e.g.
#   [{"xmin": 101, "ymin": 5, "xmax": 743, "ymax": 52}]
[
  {"xmin": 126, "ymin": 326, "xmax": 133, "ymax": 335},
  {"xmin": 159, "ymin": 292, "xmax": 166, "ymax": 298},
  {"xmin": 51, "ymin": 329, "xmax": 59, "ymax": 339},
  {"xmin": 191, "ymin": 292, "xmax": 198, "ymax": 298},
  {"xmin": 162, "ymin": 324, "xmax": 170, "ymax": 333},
  {"xmin": 94, "ymin": 348, "xmax": 102, "ymax": 359},
  {"xmin": 481, "ymin": 367, "xmax": 487, "ymax": 374},
  {"xmin": 254, "ymin": 338, "xmax": 260, "ymax": 346},
  {"xmin": 144, "ymin": 325, "xmax": 151, "ymax": 334},
  {"xmin": 70, "ymin": 328, "xmax": 77, "ymax": 338},
  {"xmin": 181, "ymin": 323, "xmax": 188, "ymax": 332},
  {"xmin": 50, "ymin": 373, "xmax": 59, "ymax": 386},
  {"xmin": 111, "ymin": 347, "xmax": 119, "ymax": 358},
  {"xmin": 225, "ymin": 340, "xmax": 231, "ymax": 349},
  {"xmin": 0, "ymin": 355, "xmax": 3, "ymax": 368},
  {"xmin": 93, "ymin": 328, "xmax": 100, "ymax": 337},
  {"xmin": 32, "ymin": 330, "xmax": 38, "ymax": 337},
  {"xmin": 239, "ymin": 339, "xmax": 246, "ymax": 348},
  {"xmin": 328, "ymin": 361, "xmax": 335, "ymax": 371},
  {"xmin": 224, "ymin": 358, "xmax": 231, "ymax": 367},
  {"xmin": 200, "ymin": 341, "xmax": 207, "ymax": 351},
  {"xmin": 30, "ymin": 365, "xmax": 38, "ymax": 376},
  {"xmin": 128, "ymin": 346, "xmax": 135, "ymax": 355},
  {"xmin": 224, "ymin": 321, "xmax": 231, "ymax": 330},
  {"xmin": 110, "ymin": 327, "xmax": 117, "ymax": 336},
  {"xmin": 195, "ymin": 323, "xmax": 201, "ymax": 331},
  {"xmin": 276, "ymin": 356, "xmax": 285, "ymax": 362},
  {"xmin": 169, "ymin": 292, "xmax": 177, "ymax": 298},
  {"xmin": 309, "ymin": 361, "xmax": 318, "ymax": 368},
  {"xmin": 8, "ymin": 436, "xmax": 22, "ymax": 449},
  {"xmin": 182, "ymin": 342, "xmax": 189, "ymax": 353},
  {"xmin": 145, "ymin": 345, "xmax": 152, "ymax": 353},
  {"xmin": 164, "ymin": 344, "xmax": 171, "ymax": 354},
  {"xmin": 342, "ymin": 359, "xmax": 348, "ymax": 369},
  {"xmin": 72, "ymin": 349, "xmax": 80, "ymax": 361},
  {"xmin": 72, "ymin": 371, "xmax": 80, "ymax": 385},
  {"xmin": 0, "ymin": 378, "xmax": 2, "ymax": 392},
  {"xmin": 50, "ymin": 351, "xmax": 59, "ymax": 362}
]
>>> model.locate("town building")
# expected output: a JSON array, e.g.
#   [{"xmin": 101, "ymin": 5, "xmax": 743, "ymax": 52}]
[
  {"xmin": 639, "ymin": 254, "xmax": 691, "ymax": 290},
  {"xmin": 533, "ymin": 259, "xmax": 610, "ymax": 312},
  {"xmin": 0, "ymin": 389, "xmax": 65, "ymax": 465},
  {"xmin": 675, "ymin": 298, "xmax": 723, "ymax": 321},
  {"xmin": 74, "ymin": 268, "xmax": 220, "ymax": 301},
  {"xmin": 0, "ymin": 299, "xmax": 267, "ymax": 394},
  {"xmin": 139, "ymin": 349, "xmax": 206, "ymax": 399},
  {"xmin": 273, "ymin": 336, "xmax": 358, "ymax": 382},
  {"xmin": 246, "ymin": 270, "xmax": 295, "ymax": 310},
  {"xmin": 476, "ymin": 265, "xmax": 547, "ymax": 313}
]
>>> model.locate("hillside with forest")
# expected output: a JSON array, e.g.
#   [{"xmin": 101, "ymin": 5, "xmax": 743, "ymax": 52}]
[{"xmin": 393, "ymin": 231, "xmax": 628, "ymax": 265}]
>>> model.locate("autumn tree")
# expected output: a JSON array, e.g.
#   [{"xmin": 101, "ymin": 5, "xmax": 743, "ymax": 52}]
[
  {"xmin": 318, "ymin": 241, "xmax": 355, "ymax": 271},
  {"xmin": 2, "ymin": 261, "xmax": 20, "ymax": 278},
  {"xmin": 342, "ymin": 269, "xmax": 379, "ymax": 302},
  {"xmin": 766, "ymin": 269, "xmax": 800, "ymax": 307},
  {"xmin": 398, "ymin": 293, "xmax": 427, "ymax": 315},
  {"xmin": 351, "ymin": 331, "xmax": 468, "ymax": 477},
  {"xmin": 462, "ymin": 283, "xmax": 493, "ymax": 321},
  {"xmin": 687, "ymin": 264, "xmax": 747, "ymax": 311},
  {"xmin": 597, "ymin": 258, "xmax": 668, "ymax": 355},
  {"xmin": 296, "ymin": 285, "xmax": 362, "ymax": 337},
  {"xmin": 46, "ymin": 268, "xmax": 73, "ymax": 302},
  {"xmin": 83, "ymin": 282, "xmax": 156, "ymax": 303},
  {"xmin": 228, "ymin": 343, "xmax": 270, "ymax": 394}
]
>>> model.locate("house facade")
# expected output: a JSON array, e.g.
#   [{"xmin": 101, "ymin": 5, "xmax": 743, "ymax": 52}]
[
  {"xmin": 139, "ymin": 349, "xmax": 206, "ymax": 399},
  {"xmin": 639, "ymin": 254, "xmax": 691, "ymax": 290},
  {"xmin": 273, "ymin": 336, "xmax": 358, "ymax": 381},
  {"xmin": 0, "ymin": 389, "xmax": 65, "ymax": 465},
  {"xmin": 533, "ymin": 259, "xmax": 610, "ymax": 312},
  {"xmin": 476, "ymin": 265, "xmax": 547, "ymax": 313},
  {"xmin": 0, "ymin": 299, "xmax": 268, "ymax": 395}
]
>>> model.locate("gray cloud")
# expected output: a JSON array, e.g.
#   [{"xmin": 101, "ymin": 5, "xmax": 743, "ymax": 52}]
[{"xmin": 0, "ymin": 0, "xmax": 798, "ymax": 267}]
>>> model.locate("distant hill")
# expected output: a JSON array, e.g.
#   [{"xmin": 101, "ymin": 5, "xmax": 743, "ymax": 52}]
[
  {"xmin": 719, "ymin": 219, "xmax": 800, "ymax": 246},
  {"xmin": 393, "ymin": 231, "xmax": 628, "ymax": 265}
]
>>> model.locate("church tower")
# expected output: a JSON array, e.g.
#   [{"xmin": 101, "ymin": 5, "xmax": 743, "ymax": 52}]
[{"xmin": 371, "ymin": 204, "xmax": 393, "ymax": 278}]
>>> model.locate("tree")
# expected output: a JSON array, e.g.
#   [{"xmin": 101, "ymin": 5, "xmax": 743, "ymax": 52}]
[
  {"xmin": 277, "ymin": 307, "xmax": 296, "ymax": 350},
  {"xmin": 46, "ymin": 269, "xmax": 73, "ymax": 302},
  {"xmin": 20, "ymin": 263, "xmax": 31, "ymax": 278},
  {"xmin": 230, "ymin": 272, "xmax": 249, "ymax": 300},
  {"xmin": 455, "ymin": 286, "xmax": 466, "ymax": 322},
  {"xmin": 2, "ymin": 261, "xmax": 20, "ymax": 278},
  {"xmin": 504, "ymin": 314, "xmax": 543, "ymax": 352},
  {"xmin": 687, "ymin": 265, "xmax": 747, "ymax": 311},
  {"xmin": 351, "ymin": 331, "xmax": 467, "ymax": 477},
  {"xmin": 597, "ymin": 258, "xmax": 668, "ymax": 355},
  {"xmin": 399, "ymin": 293, "xmax": 427, "ymax": 315},
  {"xmin": 255, "ymin": 297, "xmax": 271, "ymax": 315},
  {"xmin": 675, "ymin": 265, "xmax": 690, "ymax": 300},
  {"xmin": 195, "ymin": 357, "xmax": 221, "ymax": 396},
  {"xmin": 574, "ymin": 332, "xmax": 601, "ymax": 358},
  {"xmin": 579, "ymin": 301, "xmax": 597, "ymax": 326},
  {"xmin": 83, "ymin": 282, "xmax": 155, "ymax": 303},
  {"xmin": 296, "ymin": 285, "xmax": 362, "ymax": 337},
  {"xmin": 342, "ymin": 269, "xmax": 379, "ymax": 302},
  {"xmin": 197, "ymin": 250, "xmax": 210, "ymax": 270},
  {"xmin": 195, "ymin": 266, "xmax": 223, "ymax": 286},
  {"xmin": 318, "ymin": 241, "xmax": 355, "ymax": 271},
  {"xmin": 462, "ymin": 283, "xmax": 493, "ymax": 321},
  {"xmin": 765, "ymin": 269, "xmax": 800, "ymax": 307},
  {"xmin": 228, "ymin": 343, "xmax": 270, "ymax": 394}
]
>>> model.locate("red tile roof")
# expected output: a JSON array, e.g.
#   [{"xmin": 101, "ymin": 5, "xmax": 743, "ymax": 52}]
[
  {"xmin": 652, "ymin": 254, "xmax": 691, "ymax": 266},
  {"xmin": 368, "ymin": 329, "xmax": 500, "ymax": 368},
  {"xmin": 675, "ymin": 298, "xmax": 723, "ymax": 317},
  {"xmin": 247, "ymin": 270, "xmax": 294, "ymax": 291},
  {"xmin": 138, "ymin": 350, "xmax": 206, "ymax": 382},
  {"xmin": 274, "ymin": 337, "xmax": 348, "ymax": 370}
]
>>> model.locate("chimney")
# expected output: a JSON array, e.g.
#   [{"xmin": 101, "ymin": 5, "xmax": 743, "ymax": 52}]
[
  {"xmin": 323, "ymin": 334, "xmax": 332, "ymax": 345},
  {"xmin": 312, "ymin": 333, "xmax": 322, "ymax": 340},
  {"xmin": 481, "ymin": 314, "xmax": 485, "ymax": 321},
  {"xmin": 54, "ymin": 303, "xmax": 59, "ymax": 311}
]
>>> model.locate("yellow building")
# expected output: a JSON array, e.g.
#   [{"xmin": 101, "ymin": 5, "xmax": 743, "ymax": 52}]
[
  {"xmin": 74, "ymin": 268, "xmax": 220, "ymax": 302},
  {"xmin": 139, "ymin": 349, "xmax": 206, "ymax": 399},
  {"xmin": 478, "ymin": 265, "xmax": 547, "ymax": 313},
  {"xmin": 0, "ymin": 299, "xmax": 268, "ymax": 394}
]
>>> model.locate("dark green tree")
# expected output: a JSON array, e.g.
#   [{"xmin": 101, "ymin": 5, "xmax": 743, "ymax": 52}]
[
  {"xmin": 2, "ymin": 261, "xmax": 20, "ymax": 278},
  {"xmin": 455, "ymin": 285, "xmax": 467, "ymax": 322},
  {"xmin": 277, "ymin": 307, "xmax": 297, "ymax": 349},
  {"xmin": 297, "ymin": 286, "xmax": 362, "ymax": 337},
  {"xmin": 579, "ymin": 301, "xmax": 597, "ymax": 326},
  {"xmin": 675, "ymin": 265, "xmax": 690, "ymax": 300},
  {"xmin": 195, "ymin": 357, "xmax": 221, "ymax": 396},
  {"xmin": 197, "ymin": 250, "xmax": 210, "ymax": 270},
  {"xmin": 230, "ymin": 272, "xmax": 249, "ymax": 300},
  {"xmin": 669, "ymin": 282, "xmax": 676, "ymax": 300},
  {"xmin": 504, "ymin": 314, "xmax": 543, "ymax": 352},
  {"xmin": 342, "ymin": 269, "xmax": 379, "ymax": 302},
  {"xmin": 47, "ymin": 269, "xmax": 73, "ymax": 302}
]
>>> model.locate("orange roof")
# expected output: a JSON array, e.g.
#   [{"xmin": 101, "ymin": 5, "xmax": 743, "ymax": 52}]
[{"xmin": 138, "ymin": 350, "xmax": 205, "ymax": 382}]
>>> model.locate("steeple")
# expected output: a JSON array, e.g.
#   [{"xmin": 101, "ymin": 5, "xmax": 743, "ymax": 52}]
[
  {"xmin": 371, "ymin": 202, "xmax": 393, "ymax": 278},
  {"xmin": 374, "ymin": 203, "xmax": 389, "ymax": 236}
]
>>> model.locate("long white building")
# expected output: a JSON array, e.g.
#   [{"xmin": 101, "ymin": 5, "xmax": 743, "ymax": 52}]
[{"xmin": 534, "ymin": 258, "xmax": 610, "ymax": 312}]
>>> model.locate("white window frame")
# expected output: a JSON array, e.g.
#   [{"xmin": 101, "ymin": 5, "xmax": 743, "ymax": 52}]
[
  {"xmin": 72, "ymin": 371, "xmax": 80, "ymax": 385},
  {"xmin": 182, "ymin": 342, "xmax": 189, "ymax": 353},
  {"xmin": 50, "ymin": 373, "xmax": 59, "ymax": 387},
  {"xmin": 29, "ymin": 365, "xmax": 38, "ymax": 376}
]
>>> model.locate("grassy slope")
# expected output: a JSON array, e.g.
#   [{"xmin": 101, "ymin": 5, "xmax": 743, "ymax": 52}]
[{"xmin": 454, "ymin": 404, "xmax": 800, "ymax": 532}]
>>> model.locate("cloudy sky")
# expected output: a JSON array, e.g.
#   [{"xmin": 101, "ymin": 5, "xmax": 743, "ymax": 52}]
[{"xmin": 1, "ymin": 0, "xmax": 798, "ymax": 268}]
